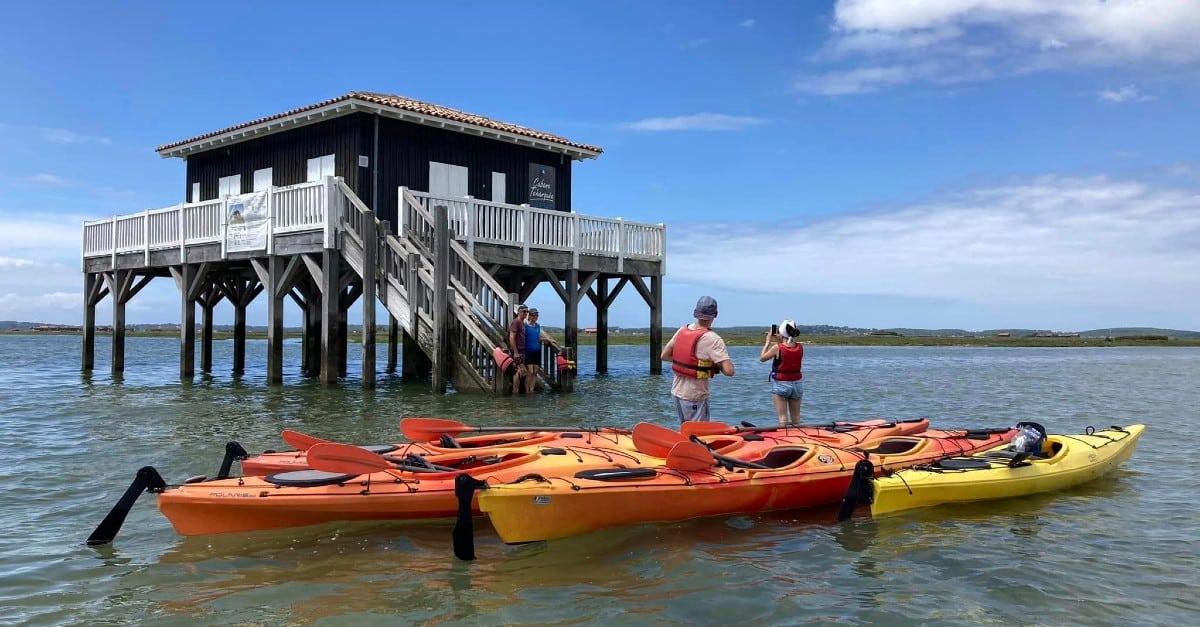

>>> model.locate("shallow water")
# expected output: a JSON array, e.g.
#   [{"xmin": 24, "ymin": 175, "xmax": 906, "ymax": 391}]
[{"xmin": 0, "ymin": 335, "xmax": 1196, "ymax": 625}]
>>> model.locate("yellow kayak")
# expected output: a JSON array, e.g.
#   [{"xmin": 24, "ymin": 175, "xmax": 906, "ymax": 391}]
[{"xmin": 869, "ymin": 424, "xmax": 1144, "ymax": 517}]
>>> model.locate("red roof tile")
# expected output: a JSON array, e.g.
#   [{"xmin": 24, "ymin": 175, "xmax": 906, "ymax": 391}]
[{"xmin": 156, "ymin": 91, "xmax": 602, "ymax": 156}]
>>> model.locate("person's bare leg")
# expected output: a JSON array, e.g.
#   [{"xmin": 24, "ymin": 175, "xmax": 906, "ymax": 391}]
[
  {"xmin": 524, "ymin": 365, "xmax": 537, "ymax": 394},
  {"xmin": 773, "ymin": 395, "xmax": 789, "ymax": 426},
  {"xmin": 787, "ymin": 398, "xmax": 802, "ymax": 426},
  {"xmin": 512, "ymin": 369, "xmax": 522, "ymax": 395}
]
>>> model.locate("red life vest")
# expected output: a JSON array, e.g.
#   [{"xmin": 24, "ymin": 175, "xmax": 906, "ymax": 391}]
[
  {"xmin": 772, "ymin": 342, "xmax": 803, "ymax": 381},
  {"xmin": 671, "ymin": 325, "xmax": 717, "ymax": 379}
]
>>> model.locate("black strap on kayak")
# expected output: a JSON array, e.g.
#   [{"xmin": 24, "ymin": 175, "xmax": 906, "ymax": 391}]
[
  {"xmin": 837, "ymin": 459, "xmax": 875, "ymax": 522},
  {"xmin": 574, "ymin": 468, "xmax": 658, "ymax": 481}
]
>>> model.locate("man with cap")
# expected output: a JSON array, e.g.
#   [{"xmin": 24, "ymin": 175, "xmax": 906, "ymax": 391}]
[
  {"xmin": 507, "ymin": 304, "xmax": 529, "ymax": 394},
  {"xmin": 660, "ymin": 295, "xmax": 735, "ymax": 422}
]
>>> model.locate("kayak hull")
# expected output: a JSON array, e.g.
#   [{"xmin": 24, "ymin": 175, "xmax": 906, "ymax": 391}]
[
  {"xmin": 870, "ymin": 424, "xmax": 1144, "ymax": 517},
  {"xmin": 479, "ymin": 429, "xmax": 1013, "ymax": 543}
]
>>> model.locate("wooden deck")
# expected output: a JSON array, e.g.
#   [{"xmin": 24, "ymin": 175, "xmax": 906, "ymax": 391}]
[{"xmin": 81, "ymin": 178, "xmax": 666, "ymax": 392}]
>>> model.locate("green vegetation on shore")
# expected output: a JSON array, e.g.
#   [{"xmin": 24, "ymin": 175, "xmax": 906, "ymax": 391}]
[{"xmin": 6, "ymin": 328, "xmax": 1199, "ymax": 348}]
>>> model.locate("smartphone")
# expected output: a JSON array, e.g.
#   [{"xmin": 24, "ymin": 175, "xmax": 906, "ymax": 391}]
[{"xmin": 771, "ymin": 324, "xmax": 778, "ymax": 335}]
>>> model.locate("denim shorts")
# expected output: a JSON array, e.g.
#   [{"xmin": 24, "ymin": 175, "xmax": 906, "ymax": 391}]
[{"xmin": 772, "ymin": 379, "xmax": 803, "ymax": 400}]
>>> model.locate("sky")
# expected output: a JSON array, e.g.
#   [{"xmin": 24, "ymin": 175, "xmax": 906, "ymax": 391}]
[{"xmin": 1, "ymin": 0, "xmax": 1199, "ymax": 332}]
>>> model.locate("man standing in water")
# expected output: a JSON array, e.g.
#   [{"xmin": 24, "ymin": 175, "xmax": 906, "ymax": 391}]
[
  {"xmin": 507, "ymin": 304, "xmax": 529, "ymax": 394},
  {"xmin": 660, "ymin": 295, "xmax": 734, "ymax": 422}
]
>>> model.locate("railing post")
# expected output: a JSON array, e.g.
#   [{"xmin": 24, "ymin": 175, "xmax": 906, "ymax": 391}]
[
  {"xmin": 659, "ymin": 222, "xmax": 667, "ymax": 274},
  {"xmin": 520, "ymin": 204, "xmax": 531, "ymax": 266},
  {"xmin": 220, "ymin": 197, "xmax": 228, "ymax": 260},
  {"xmin": 178, "ymin": 207, "xmax": 186, "ymax": 263},
  {"xmin": 572, "ymin": 212, "xmax": 581, "ymax": 268},
  {"xmin": 398, "ymin": 186, "xmax": 408, "ymax": 237},
  {"xmin": 266, "ymin": 186, "xmax": 275, "ymax": 255},
  {"xmin": 616, "ymin": 217, "xmax": 625, "ymax": 273},
  {"xmin": 464, "ymin": 195, "xmax": 475, "ymax": 255},
  {"xmin": 143, "ymin": 209, "xmax": 150, "ymax": 266},
  {"xmin": 323, "ymin": 176, "xmax": 338, "ymax": 249},
  {"xmin": 111, "ymin": 214, "xmax": 117, "ymax": 268}
]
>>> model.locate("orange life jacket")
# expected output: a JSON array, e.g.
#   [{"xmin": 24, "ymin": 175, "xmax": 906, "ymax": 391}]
[
  {"xmin": 772, "ymin": 342, "xmax": 803, "ymax": 381},
  {"xmin": 671, "ymin": 325, "xmax": 717, "ymax": 379}
]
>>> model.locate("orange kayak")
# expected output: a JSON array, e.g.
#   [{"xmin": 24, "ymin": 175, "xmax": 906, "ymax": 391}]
[
  {"xmin": 240, "ymin": 428, "xmax": 633, "ymax": 475},
  {"xmin": 159, "ymin": 443, "xmax": 658, "ymax": 536},
  {"xmin": 239, "ymin": 418, "xmax": 927, "ymax": 475},
  {"xmin": 474, "ymin": 425, "xmax": 1015, "ymax": 545}
]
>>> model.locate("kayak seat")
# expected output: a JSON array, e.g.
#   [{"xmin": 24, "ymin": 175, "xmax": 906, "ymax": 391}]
[
  {"xmin": 865, "ymin": 439, "xmax": 918, "ymax": 455},
  {"xmin": 439, "ymin": 434, "xmax": 462, "ymax": 448},
  {"xmin": 985, "ymin": 449, "xmax": 1023, "ymax": 459},
  {"xmin": 755, "ymin": 447, "xmax": 809, "ymax": 469},
  {"xmin": 264, "ymin": 470, "xmax": 360, "ymax": 487},
  {"xmin": 360, "ymin": 444, "xmax": 399, "ymax": 455}
]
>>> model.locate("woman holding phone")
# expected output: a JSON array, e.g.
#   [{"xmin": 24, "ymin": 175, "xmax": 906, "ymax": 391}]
[{"xmin": 759, "ymin": 319, "xmax": 804, "ymax": 427}]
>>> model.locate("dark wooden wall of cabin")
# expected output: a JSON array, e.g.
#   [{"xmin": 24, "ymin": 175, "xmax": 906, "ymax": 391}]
[{"xmin": 184, "ymin": 112, "xmax": 576, "ymax": 227}]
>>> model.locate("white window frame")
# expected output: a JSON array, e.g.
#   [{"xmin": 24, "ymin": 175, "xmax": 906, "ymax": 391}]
[
  {"xmin": 307, "ymin": 154, "xmax": 335, "ymax": 182},
  {"xmin": 218, "ymin": 175, "xmax": 241, "ymax": 198},
  {"xmin": 253, "ymin": 167, "xmax": 273, "ymax": 192},
  {"xmin": 191, "ymin": 182, "xmax": 201, "ymax": 203},
  {"xmin": 429, "ymin": 161, "xmax": 468, "ymax": 198}
]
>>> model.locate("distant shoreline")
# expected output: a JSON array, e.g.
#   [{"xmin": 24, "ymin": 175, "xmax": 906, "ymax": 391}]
[{"xmin": 5, "ymin": 329, "xmax": 1199, "ymax": 348}]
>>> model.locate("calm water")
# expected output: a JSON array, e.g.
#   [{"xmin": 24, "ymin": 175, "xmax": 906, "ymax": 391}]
[{"xmin": 0, "ymin": 335, "xmax": 1196, "ymax": 625}]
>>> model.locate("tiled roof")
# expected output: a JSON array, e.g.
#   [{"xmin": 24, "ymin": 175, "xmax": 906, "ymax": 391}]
[{"xmin": 156, "ymin": 91, "xmax": 602, "ymax": 155}]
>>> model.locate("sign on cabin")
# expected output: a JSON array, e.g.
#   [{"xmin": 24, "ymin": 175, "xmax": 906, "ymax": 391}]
[
  {"xmin": 528, "ymin": 163, "xmax": 556, "ymax": 209},
  {"xmin": 226, "ymin": 191, "xmax": 270, "ymax": 252}
]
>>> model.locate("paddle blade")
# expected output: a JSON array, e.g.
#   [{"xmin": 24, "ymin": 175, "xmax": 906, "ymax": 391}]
[
  {"xmin": 665, "ymin": 441, "xmax": 716, "ymax": 471},
  {"xmin": 632, "ymin": 422, "xmax": 685, "ymax": 457},
  {"xmin": 680, "ymin": 421, "xmax": 737, "ymax": 438},
  {"xmin": 86, "ymin": 466, "xmax": 167, "ymax": 546},
  {"xmin": 281, "ymin": 429, "xmax": 328, "ymax": 451},
  {"xmin": 400, "ymin": 417, "xmax": 473, "ymax": 442},
  {"xmin": 307, "ymin": 443, "xmax": 391, "ymax": 475}
]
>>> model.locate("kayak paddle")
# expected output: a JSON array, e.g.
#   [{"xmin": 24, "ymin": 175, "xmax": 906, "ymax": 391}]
[
  {"xmin": 631, "ymin": 422, "xmax": 685, "ymax": 457},
  {"xmin": 399, "ymin": 417, "xmax": 625, "ymax": 442},
  {"xmin": 281, "ymin": 429, "xmax": 328, "ymax": 451},
  {"xmin": 664, "ymin": 441, "xmax": 716, "ymax": 471}
]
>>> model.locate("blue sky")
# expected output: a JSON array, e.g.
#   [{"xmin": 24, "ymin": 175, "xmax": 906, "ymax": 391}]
[{"xmin": 2, "ymin": 0, "xmax": 1199, "ymax": 331}]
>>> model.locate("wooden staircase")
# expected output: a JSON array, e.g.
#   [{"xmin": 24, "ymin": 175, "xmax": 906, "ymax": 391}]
[{"xmin": 337, "ymin": 182, "xmax": 525, "ymax": 393}]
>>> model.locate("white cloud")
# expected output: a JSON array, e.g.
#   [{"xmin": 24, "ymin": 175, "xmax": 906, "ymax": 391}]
[
  {"xmin": 27, "ymin": 173, "xmax": 73, "ymax": 186},
  {"xmin": 794, "ymin": 64, "xmax": 937, "ymax": 96},
  {"xmin": 797, "ymin": 0, "xmax": 1200, "ymax": 94},
  {"xmin": 1100, "ymin": 84, "xmax": 1152, "ymax": 103},
  {"xmin": 38, "ymin": 127, "xmax": 111, "ymax": 145},
  {"xmin": 740, "ymin": 19, "xmax": 756, "ymax": 29},
  {"xmin": 683, "ymin": 38, "xmax": 710, "ymax": 49},
  {"xmin": 0, "ymin": 291, "xmax": 78, "ymax": 316},
  {"xmin": 670, "ymin": 174, "xmax": 1200, "ymax": 318},
  {"xmin": 621, "ymin": 113, "xmax": 767, "ymax": 131},
  {"xmin": 0, "ymin": 257, "xmax": 35, "ymax": 268}
]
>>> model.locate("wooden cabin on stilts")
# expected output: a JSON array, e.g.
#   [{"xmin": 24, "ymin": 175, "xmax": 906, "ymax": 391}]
[{"xmin": 80, "ymin": 92, "xmax": 666, "ymax": 393}]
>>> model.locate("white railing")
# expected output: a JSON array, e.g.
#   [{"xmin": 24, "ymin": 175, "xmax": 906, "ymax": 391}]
[
  {"xmin": 82, "ymin": 180, "xmax": 331, "ymax": 260},
  {"xmin": 400, "ymin": 189, "xmax": 666, "ymax": 266},
  {"xmin": 82, "ymin": 180, "xmax": 666, "ymax": 270}
]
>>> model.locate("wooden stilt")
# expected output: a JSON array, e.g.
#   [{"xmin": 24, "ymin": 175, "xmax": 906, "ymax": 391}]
[
  {"xmin": 432, "ymin": 204, "xmax": 450, "ymax": 394},
  {"xmin": 387, "ymin": 315, "xmax": 398, "ymax": 373},
  {"xmin": 320, "ymin": 249, "xmax": 339, "ymax": 384},
  {"xmin": 361, "ymin": 209, "xmax": 377, "ymax": 388},
  {"xmin": 650, "ymin": 274, "xmax": 663, "ymax": 374},
  {"xmin": 218, "ymin": 275, "xmax": 261, "ymax": 376},
  {"xmin": 82, "ymin": 273, "xmax": 108, "ymax": 372},
  {"xmin": 337, "ymin": 280, "xmax": 360, "ymax": 379},
  {"xmin": 595, "ymin": 276, "xmax": 609, "ymax": 374},
  {"xmin": 198, "ymin": 282, "xmax": 223, "ymax": 374}
]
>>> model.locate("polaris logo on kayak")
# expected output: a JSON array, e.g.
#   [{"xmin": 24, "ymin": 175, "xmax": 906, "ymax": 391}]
[{"xmin": 534, "ymin": 496, "xmax": 551, "ymax": 505}]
